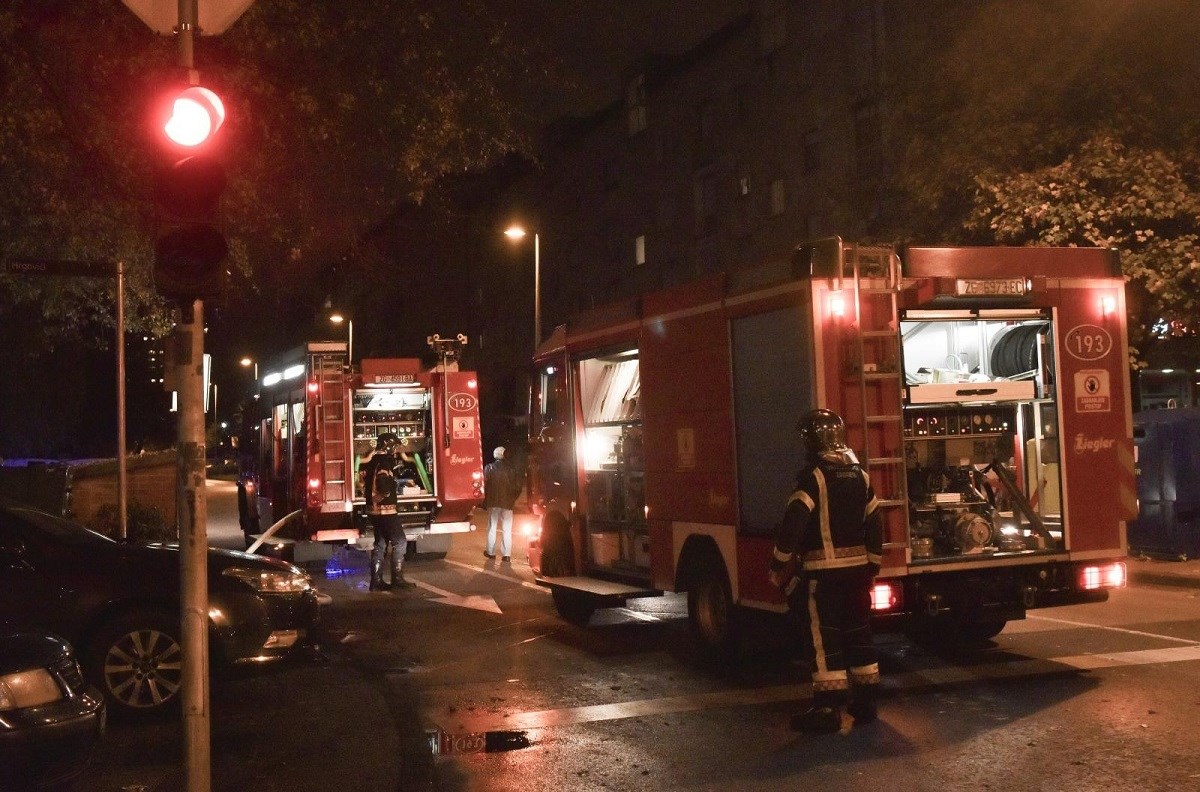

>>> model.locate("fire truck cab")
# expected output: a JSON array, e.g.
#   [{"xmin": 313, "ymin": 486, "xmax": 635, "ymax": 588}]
[
  {"xmin": 246, "ymin": 335, "xmax": 484, "ymax": 565},
  {"xmin": 526, "ymin": 239, "xmax": 1132, "ymax": 650}
]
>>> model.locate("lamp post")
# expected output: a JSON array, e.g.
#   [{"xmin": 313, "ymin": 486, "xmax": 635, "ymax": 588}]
[
  {"xmin": 504, "ymin": 225, "xmax": 540, "ymax": 348},
  {"xmin": 240, "ymin": 356, "xmax": 259, "ymax": 400},
  {"xmin": 330, "ymin": 312, "xmax": 353, "ymax": 364}
]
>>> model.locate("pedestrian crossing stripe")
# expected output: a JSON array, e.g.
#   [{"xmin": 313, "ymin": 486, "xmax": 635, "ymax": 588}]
[{"xmin": 445, "ymin": 643, "xmax": 1200, "ymax": 735}]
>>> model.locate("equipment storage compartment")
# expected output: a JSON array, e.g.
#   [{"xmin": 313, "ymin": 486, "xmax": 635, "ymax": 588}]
[
  {"xmin": 901, "ymin": 308, "xmax": 1064, "ymax": 563},
  {"xmin": 902, "ymin": 310, "xmax": 1050, "ymax": 405},
  {"xmin": 352, "ymin": 386, "xmax": 436, "ymax": 502},
  {"xmin": 576, "ymin": 349, "xmax": 647, "ymax": 574}
]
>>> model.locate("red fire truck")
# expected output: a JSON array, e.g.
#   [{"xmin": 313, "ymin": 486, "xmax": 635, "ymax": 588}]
[
  {"xmin": 525, "ymin": 239, "xmax": 1133, "ymax": 651},
  {"xmin": 245, "ymin": 334, "xmax": 484, "ymax": 565}
]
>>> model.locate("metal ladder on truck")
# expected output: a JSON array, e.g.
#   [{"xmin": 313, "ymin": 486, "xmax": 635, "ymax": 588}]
[
  {"xmin": 312, "ymin": 350, "xmax": 350, "ymax": 508},
  {"xmin": 843, "ymin": 245, "xmax": 911, "ymax": 567}
]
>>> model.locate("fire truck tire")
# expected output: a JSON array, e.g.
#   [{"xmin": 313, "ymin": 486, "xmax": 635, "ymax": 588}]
[
  {"xmin": 687, "ymin": 563, "xmax": 738, "ymax": 660},
  {"xmin": 907, "ymin": 615, "xmax": 1007, "ymax": 645},
  {"xmin": 539, "ymin": 513, "xmax": 575, "ymax": 577},
  {"xmin": 551, "ymin": 588, "xmax": 595, "ymax": 625}
]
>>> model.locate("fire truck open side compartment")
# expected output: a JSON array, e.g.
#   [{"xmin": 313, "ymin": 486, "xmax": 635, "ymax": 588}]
[
  {"xmin": 245, "ymin": 337, "xmax": 484, "ymax": 568},
  {"xmin": 526, "ymin": 239, "xmax": 1133, "ymax": 653}
]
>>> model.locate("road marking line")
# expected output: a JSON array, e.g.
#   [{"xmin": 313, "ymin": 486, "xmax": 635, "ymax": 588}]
[
  {"xmin": 1027, "ymin": 614, "xmax": 1200, "ymax": 645},
  {"xmin": 444, "ymin": 643, "xmax": 1200, "ymax": 734},
  {"xmin": 446, "ymin": 559, "xmax": 550, "ymax": 594}
]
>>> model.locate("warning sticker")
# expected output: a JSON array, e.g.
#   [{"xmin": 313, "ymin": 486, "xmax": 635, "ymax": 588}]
[
  {"xmin": 1075, "ymin": 369, "xmax": 1111, "ymax": 413},
  {"xmin": 453, "ymin": 416, "xmax": 475, "ymax": 439},
  {"xmin": 677, "ymin": 427, "xmax": 695, "ymax": 470}
]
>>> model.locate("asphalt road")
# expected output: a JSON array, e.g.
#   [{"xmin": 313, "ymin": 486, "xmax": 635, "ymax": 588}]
[{"xmin": 74, "ymin": 480, "xmax": 1200, "ymax": 792}]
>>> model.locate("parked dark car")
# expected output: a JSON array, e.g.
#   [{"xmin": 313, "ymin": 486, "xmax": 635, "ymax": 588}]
[
  {"xmin": 0, "ymin": 501, "xmax": 321, "ymax": 716},
  {"xmin": 0, "ymin": 632, "xmax": 105, "ymax": 789}
]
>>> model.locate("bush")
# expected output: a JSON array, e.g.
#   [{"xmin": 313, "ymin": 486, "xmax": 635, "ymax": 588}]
[{"xmin": 88, "ymin": 501, "xmax": 176, "ymax": 542}]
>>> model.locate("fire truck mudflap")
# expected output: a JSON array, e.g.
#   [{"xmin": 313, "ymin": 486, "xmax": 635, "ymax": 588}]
[{"xmin": 524, "ymin": 239, "xmax": 1132, "ymax": 650}]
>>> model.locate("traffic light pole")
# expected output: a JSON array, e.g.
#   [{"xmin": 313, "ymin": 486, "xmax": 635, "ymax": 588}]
[{"xmin": 174, "ymin": 3, "xmax": 212, "ymax": 791}]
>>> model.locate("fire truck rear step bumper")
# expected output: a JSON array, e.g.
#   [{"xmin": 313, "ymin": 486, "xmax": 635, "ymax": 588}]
[{"xmin": 538, "ymin": 576, "xmax": 661, "ymax": 601}]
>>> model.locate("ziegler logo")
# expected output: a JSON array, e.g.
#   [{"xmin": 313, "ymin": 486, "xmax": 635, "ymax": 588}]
[
  {"xmin": 1074, "ymin": 434, "xmax": 1115, "ymax": 453},
  {"xmin": 449, "ymin": 454, "xmax": 476, "ymax": 465}
]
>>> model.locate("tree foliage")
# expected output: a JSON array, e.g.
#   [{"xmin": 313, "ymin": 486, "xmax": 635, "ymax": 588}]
[
  {"xmin": 0, "ymin": 0, "xmax": 548, "ymax": 343},
  {"xmin": 970, "ymin": 135, "xmax": 1200, "ymax": 335}
]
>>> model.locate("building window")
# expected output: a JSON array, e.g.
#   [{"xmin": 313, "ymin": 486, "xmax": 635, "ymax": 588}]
[
  {"xmin": 803, "ymin": 129, "xmax": 820, "ymax": 174},
  {"xmin": 757, "ymin": 0, "xmax": 787, "ymax": 54},
  {"xmin": 694, "ymin": 170, "xmax": 718, "ymax": 237},
  {"xmin": 699, "ymin": 101, "xmax": 716, "ymax": 141},
  {"xmin": 854, "ymin": 101, "xmax": 883, "ymax": 176},
  {"xmin": 635, "ymin": 235, "xmax": 646, "ymax": 266},
  {"xmin": 770, "ymin": 178, "xmax": 787, "ymax": 216},
  {"xmin": 627, "ymin": 74, "xmax": 647, "ymax": 136}
]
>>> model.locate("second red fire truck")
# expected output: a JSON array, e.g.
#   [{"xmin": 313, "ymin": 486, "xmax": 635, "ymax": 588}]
[
  {"xmin": 244, "ymin": 334, "xmax": 484, "ymax": 565},
  {"xmin": 525, "ymin": 239, "xmax": 1133, "ymax": 651}
]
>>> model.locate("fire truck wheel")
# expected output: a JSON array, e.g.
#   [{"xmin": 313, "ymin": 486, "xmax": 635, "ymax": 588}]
[
  {"xmin": 907, "ymin": 615, "xmax": 1007, "ymax": 646},
  {"xmin": 539, "ymin": 513, "xmax": 575, "ymax": 577},
  {"xmin": 551, "ymin": 588, "xmax": 595, "ymax": 625},
  {"xmin": 687, "ymin": 564, "xmax": 738, "ymax": 660}
]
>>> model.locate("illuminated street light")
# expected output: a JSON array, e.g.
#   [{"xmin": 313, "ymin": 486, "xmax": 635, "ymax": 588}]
[
  {"xmin": 240, "ymin": 356, "xmax": 260, "ymax": 399},
  {"xmin": 504, "ymin": 225, "xmax": 541, "ymax": 348},
  {"xmin": 330, "ymin": 312, "xmax": 353, "ymax": 364}
]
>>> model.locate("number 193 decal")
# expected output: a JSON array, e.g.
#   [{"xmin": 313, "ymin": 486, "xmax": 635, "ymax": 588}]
[{"xmin": 1064, "ymin": 324, "xmax": 1113, "ymax": 361}]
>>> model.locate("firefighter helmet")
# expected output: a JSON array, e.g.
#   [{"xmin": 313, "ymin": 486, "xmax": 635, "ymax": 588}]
[{"xmin": 797, "ymin": 409, "xmax": 847, "ymax": 455}]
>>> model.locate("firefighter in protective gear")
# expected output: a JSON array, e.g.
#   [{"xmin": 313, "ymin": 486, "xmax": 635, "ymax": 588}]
[
  {"xmin": 768, "ymin": 408, "xmax": 883, "ymax": 733},
  {"xmin": 363, "ymin": 432, "xmax": 415, "ymax": 591}
]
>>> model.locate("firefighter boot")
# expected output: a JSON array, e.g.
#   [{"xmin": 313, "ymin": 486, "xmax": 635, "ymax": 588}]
[
  {"xmin": 369, "ymin": 552, "xmax": 389, "ymax": 592},
  {"xmin": 390, "ymin": 553, "xmax": 415, "ymax": 590},
  {"xmin": 847, "ymin": 683, "xmax": 879, "ymax": 726}
]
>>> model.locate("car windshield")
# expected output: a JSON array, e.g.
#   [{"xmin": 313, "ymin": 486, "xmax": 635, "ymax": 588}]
[{"xmin": 3, "ymin": 507, "xmax": 115, "ymax": 546}]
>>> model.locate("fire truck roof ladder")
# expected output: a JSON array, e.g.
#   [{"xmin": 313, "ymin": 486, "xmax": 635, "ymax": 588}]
[{"xmin": 845, "ymin": 245, "xmax": 910, "ymax": 555}]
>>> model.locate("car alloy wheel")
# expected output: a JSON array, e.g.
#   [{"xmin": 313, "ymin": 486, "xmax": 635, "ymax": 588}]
[{"xmin": 91, "ymin": 610, "xmax": 183, "ymax": 713}]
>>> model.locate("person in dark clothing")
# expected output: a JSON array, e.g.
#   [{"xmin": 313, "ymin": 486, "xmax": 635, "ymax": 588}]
[
  {"xmin": 768, "ymin": 408, "xmax": 883, "ymax": 733},
  {"xmin": 362, "ymin": 433, "xmax": 414, "ymax": 591},
  {"xmin": 483, "ymin": 446, "xmax": 520, "ymax": 562}
]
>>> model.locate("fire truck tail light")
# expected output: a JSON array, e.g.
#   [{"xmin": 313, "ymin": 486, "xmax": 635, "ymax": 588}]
[
  {"xmin": 308, "ymin": 478, "xmax": 321, "ymax": 490},
  {"xmin": 1100, "ymin": 295, "xmax": 1117, "ymax": 316},
  {"xmin": 472, "ymin": 471, "xmax": 482, "ymax": 480},
  {"xmin": 467, "ymin": 379, "xmax": 477, "ymax": 389},
  {"xmin": 1080, "ymin": 562, "xmax": 1126, "ymax": 590},
  {"xmin": 870, "ymin": 581, "xmax": 901, "ymax": 611},
  {"xmin": 307, "ymin": 380, "xmax": 319, "ymax": 394},
  {"xmin": 828, "ymin": 291, "xmax": 846, "ymax": 319}
]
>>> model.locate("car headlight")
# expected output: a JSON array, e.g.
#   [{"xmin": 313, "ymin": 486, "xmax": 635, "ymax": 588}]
[
  {"xmin": 0, "ymin": 668, "xmax": 63, "ymax": 711},
  {"xmin": 223, "ymin": 566, "xmax": 312, "ymax": 594}
]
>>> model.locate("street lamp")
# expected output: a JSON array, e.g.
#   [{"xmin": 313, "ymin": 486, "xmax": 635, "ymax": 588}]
[
  {"xmin": 330, "ymin": 312, "xmax": 353, "ymax": 364},
  {"xmin": 240, "ymin": 356, "xmax": 259, "ymax": 400},
  {"xmin": 504, "ymin": 225, "xmax": 540, "ymax": 347}
]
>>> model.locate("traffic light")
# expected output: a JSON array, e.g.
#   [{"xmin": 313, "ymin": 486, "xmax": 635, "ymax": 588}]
[{"xmin": 152, "ymin": 84, "xmax": 228, "ymax": 300}]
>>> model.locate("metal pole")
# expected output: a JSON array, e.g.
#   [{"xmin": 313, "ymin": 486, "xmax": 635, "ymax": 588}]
[
  {"xmin": 176, "ymin": 1, "xmax": 211, "ymax": 790},
  {"xmin": 348, "ymin": 319, "xmax": 354, "ymax": 366},
  {"xmin": 116, "ymin": 261, "xmax": 128, "ymax": 541},
  {"xmin": 534, "ymin": 232, "xmax": 541, "ymax": 348}
]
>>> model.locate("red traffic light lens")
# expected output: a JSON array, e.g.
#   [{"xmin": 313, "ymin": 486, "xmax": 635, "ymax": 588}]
[{"xmin": 163, "ymin": 86, "xmax": 225, "ymax": 147}]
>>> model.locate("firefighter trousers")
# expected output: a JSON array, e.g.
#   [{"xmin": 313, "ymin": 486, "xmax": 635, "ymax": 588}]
[{"xmin": 788, "ymin": 565, "xmax": 880, "ymax": 709}]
